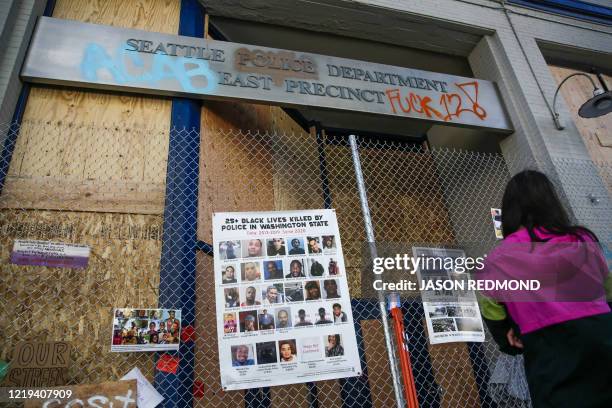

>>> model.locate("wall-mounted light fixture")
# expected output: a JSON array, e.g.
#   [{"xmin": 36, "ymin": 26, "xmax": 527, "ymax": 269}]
[{"xmin": 552, "ymin": 70, "xmax": 612, "ymax": 130}]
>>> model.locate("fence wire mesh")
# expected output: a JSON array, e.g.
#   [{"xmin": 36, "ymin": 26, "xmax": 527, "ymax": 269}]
[{"xmin": 0, "ymin": 120, "xmax": 610, "ymax": 408}]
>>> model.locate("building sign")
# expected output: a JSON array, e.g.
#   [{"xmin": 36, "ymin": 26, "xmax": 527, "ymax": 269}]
[
  {"xmin": 22, "ymin": 17, "xmax": 512, "ymax": 132},
  {"xmin": 213, "ymin": 209, "xmax": 362, "ymax": 390}
]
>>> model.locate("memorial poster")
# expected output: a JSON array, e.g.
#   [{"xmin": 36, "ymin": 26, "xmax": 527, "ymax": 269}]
[{"xmin": 213, "ymin": 209, "xmax": 361, "ymax": 390}]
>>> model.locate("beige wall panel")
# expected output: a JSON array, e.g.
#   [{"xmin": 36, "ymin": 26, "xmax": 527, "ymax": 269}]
[
  {"xmin": 0, "ymin": 209, "xmax": 162, "ymax": 383},
  {"xmin": 549, "ymin": 66, "xmax": 612, "ymax": 164}
]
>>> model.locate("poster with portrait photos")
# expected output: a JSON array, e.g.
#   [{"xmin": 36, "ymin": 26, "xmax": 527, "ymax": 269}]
[{"xmin": 213, "ymin": 209, "xmax": 361, "ymax": 390}]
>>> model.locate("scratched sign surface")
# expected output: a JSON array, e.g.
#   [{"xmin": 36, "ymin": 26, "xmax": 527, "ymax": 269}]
[{"xmin": 22, "ymin": 17, "xmax": 512, "ymax": 132}]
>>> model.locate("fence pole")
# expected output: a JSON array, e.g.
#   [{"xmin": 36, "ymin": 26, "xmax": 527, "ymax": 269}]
[{"xmin": 348, "ymin": 134, "xmax": 406, "ymax": 408}]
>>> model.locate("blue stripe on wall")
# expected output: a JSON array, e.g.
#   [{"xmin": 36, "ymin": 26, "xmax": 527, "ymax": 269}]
[
  {"xmin": 155, "ymin": 1, "xmax": 203, "ymax": 406},
  {"xmin": 509, "ymin": 0, "xmax": 612, "ymax": 24}
]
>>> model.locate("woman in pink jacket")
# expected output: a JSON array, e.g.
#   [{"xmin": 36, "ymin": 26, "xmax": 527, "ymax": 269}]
[{"xmin": 479, "ymin": 170, "xmax": 611, "ymax": 408}]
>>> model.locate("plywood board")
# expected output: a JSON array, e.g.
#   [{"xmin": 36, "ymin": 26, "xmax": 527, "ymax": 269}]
[
  {"xmin": 0, "ymin": 178, "xmax": 165, "ymax": 214},
  {"xmin": 198, "ymin": 101, "xmax": 316, "ymax": 243},
  {"xmin": 362, "ymin": 319, "xmax": 398, "ymax": 408},
  {"xmin": 5, "ymin": 0, "xmax": 180, "ymax": 213},
  {"xmin": 0, "ymin": 209, "xmax": 162, "ymax": 383}
]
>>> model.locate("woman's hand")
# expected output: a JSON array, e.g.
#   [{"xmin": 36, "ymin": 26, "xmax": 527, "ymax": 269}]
[{"xmin": 506, "ymin": 328, "xmax": 524, "ymax": 349}]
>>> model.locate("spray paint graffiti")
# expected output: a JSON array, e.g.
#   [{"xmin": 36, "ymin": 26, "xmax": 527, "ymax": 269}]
[
  {"xmin": 80, "ymin": 43, "xmax": 218, "ymax": 93},
  {"xmin": 385, "ymin": 81, "xmax": 487, "ymax": 122}
]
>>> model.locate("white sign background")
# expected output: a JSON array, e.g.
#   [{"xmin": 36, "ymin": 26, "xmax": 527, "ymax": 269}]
[
  {"xmin": 213, "ymin": 209, "xmax": 362, "ymax": 390},
  {"xmin": 413, "ymin": 247, "xmax": 485, "ymax": 345}
]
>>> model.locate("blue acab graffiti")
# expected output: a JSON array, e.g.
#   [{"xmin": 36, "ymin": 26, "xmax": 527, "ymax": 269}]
[{"xmin": 80, "ymin": 43, "xmax": 218, "ymax": 93}]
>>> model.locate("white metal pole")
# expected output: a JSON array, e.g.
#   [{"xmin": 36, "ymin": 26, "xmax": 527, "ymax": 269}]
[{"xmin": 349, "ymin": 134, "xmax": 406, "ymax": 408}]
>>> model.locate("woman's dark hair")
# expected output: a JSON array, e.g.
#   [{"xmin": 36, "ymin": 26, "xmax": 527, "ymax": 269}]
[{"xmin": 501, "ymin": 170, "xmax": 598, "ymax": 242}]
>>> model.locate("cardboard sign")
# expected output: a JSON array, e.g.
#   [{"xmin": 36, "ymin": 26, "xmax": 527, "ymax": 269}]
[
  {"xmin": 24, "ymin": 379, "xmax": 137, "ymax": 408},
  {"xmin": 4, "ymin": 342, "xmax": 70, "ymax": 387}
]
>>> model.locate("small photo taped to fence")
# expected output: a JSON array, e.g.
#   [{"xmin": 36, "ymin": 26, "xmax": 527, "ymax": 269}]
[
  {"xmin": 239, "ymin": 310, "xmax": 259, "ymax": 333},
  {"xmin": 219, "ymin": 240, "xmax": 241, "ymax": 260},
  {"xmin": 278, "ymin": 339, "xmax": 298, "ymax": 363},
  {"xmin": 224, "ymin": 287, "xmax": 240, "ymax": 308},
  {"xmin": 275, "ymin": 307, "xmax": 292, "ymax": 329},
  {"xmin": 266, "ymin": 237, "xmax": 286, "ymax": 256},
  {"xmin": 322, "ymin": 279, "xmax": 340, "ymax": 299},
  {"xmin": 256, "ymin": 341, "xmax": 278, "ymax": 365},
  {"xmin": 241, "ymin": 261, "xmax": 262, "ymax": 282},
  {"xmin": 284, "ymin": 281, "xmax": 304, "ymax": 302},
  {"xmin": 240, "ymin": 285, "xmax": 262, "ymax": 307},
  {"xmin": 307, "ymin": 258, "xmax": 325, "ymax": 277},
  {"xmin": 285, "ymin": 258, "xmax": 306, "ymax": 279},
  {"xmin": 263, "ymin": 259, "xmax": 283, "ymax": 280},
  {"xmin": 111, "ymin": 308, "xmax": 181, "ymax": 352},
  {"xmin": 262, "ymin": 283, "xmax": 284, "ymax": 305},
  {"xmin": 287, "ymin": 237, "xmax": 306, "ymax": 255},
  {"xmin": 242, "ymin": 239, "xmax": 265, "ymax": 258},
  {"xmin": 258, "ymin": 309, "xmax": 276, "ymax": 330},
  {"xmin": 324, "ymin": 334, "xmax": 344, "ymax": 358},
  {"xmin": 224, "ymin": 312, "xmax": 238, "ymax": 334},
  {"xmin": 232, "ymin": 344, "xmax": 255, "ymax": 367},
  {"xmin": 322, "ymin": 235, "xmax": 337, "ymax": 254},
  {"xmin": 306, "ymin": 236, "xmax": 323, "ymax": 255},
  {"xmin": 222, "ymin": 264, "xmax": 238, "ymax": 284}
]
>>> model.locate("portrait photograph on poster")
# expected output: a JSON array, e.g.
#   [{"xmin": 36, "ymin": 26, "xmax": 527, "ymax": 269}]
[
  {"xmin": 111, "ymin": 308, "xmax": 181, "ymax": 352},
  {"xmin": 213, "ymin": 209, "xmax": 362, "ymax": 390}
]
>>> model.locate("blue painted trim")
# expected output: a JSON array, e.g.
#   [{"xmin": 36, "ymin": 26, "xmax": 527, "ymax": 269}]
[
  {"xmin": 468, "ymin": 342, "xmax": 498, "ymax": 408},
  {"xmin": 0, "ymin": 0, "xmax": 56, "ymax": 194},
  {"xmin": 509, "ymin": 0, "xmax": 612, "ymax": 24},
  {"xmin": 244, "ymin": 387, "xmax": 271, "ymax": 408},
  {"xmin": 402, "ymin": 300, "xmax": 441, "ymax": 408},
  {"xmin": 340, "ymin": 299, "xmax": 378, "ymax": 408},
  {"xmin": 196, "ymin": 240, "xmax": 214, "ymax": 255},
  {"xmin": 43, "ymin": 0, "xmax": 57, "ymax": 17},
  {"xmin": 155, "ymin": 1, "xmax": 203, "ymax": 406},
  {"xmin": 0, "ymin": 84, "xmax": 30, "ymax": 194}
]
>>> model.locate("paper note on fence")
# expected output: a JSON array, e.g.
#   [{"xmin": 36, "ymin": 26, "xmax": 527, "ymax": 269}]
[
  {"xmin": 121, "ymin": 367, "xmax": 164, "ymax": 408},
  {"xmin": 11, "ymin": 240, "xmax": 90, "ymax": 268},
  {"xmin": 413, "ymin": 247, "xmax": 486, "ymax": 345}
]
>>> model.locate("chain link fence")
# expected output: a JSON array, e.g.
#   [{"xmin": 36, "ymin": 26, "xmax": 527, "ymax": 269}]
[{"xmin": 0, "ymin": 120, "xmax": 610, "ymax": 407}]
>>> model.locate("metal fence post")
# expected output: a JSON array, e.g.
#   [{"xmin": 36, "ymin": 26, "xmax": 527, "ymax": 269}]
[{"xmin": 349, "ymin": 134, "xmax": 406, "ymax": 408}]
